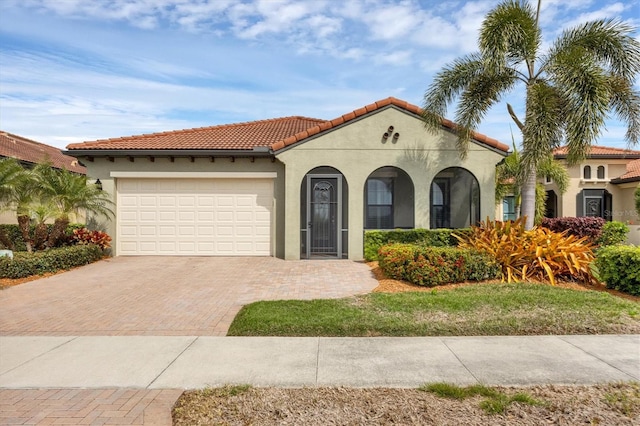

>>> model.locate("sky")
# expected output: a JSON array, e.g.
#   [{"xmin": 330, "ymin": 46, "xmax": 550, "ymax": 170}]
[{"xmin": 0, "ymin": 0, "xmax": 639, "ymax": 150}]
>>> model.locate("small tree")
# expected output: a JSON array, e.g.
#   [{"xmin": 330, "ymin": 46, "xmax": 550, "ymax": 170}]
[
  {"xmin": 635, "ymin": 185, "xmax": 640, "ymax": 217},
  {"xmin": 496, "ymin": 144, "xmax": 568, "ymax": 223},
  {"xmin": 34, "ymin": 164, "xmax": 114, "ymax": 248}
]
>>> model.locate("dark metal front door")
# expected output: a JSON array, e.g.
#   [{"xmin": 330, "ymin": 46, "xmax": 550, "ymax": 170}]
[{"xmin": 308, "ymin": 177, "xmax": 340, "ymax": 258}]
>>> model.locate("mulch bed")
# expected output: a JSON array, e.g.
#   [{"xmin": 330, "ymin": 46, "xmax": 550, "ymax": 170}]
[{"xmin": 368, "ymin": 261, "xmax": 640, "ymax": 302}]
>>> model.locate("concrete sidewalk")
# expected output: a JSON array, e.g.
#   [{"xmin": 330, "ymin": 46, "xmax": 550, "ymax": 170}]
[{"xmin": 2, "ymin": 335, "xmax": 638, "ymax": 389}]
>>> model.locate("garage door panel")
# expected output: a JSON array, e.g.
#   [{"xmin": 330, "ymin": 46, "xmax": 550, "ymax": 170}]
[{"xmin": 117, "ymin": 178, "xmax": 272, "ymax": 256}]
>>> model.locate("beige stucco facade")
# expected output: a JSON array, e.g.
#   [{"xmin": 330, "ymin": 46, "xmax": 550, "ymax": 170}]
[
  {"xmin": 75, "ymin": 105, "xmax": 506, "ymax": 260},
  {"xmin": 276, "ymin": 107, "xmax": 505, "ymax": 259},
  {"xmin": 546, "ymin": 159, "xmax": 640, "ymax": 245}
]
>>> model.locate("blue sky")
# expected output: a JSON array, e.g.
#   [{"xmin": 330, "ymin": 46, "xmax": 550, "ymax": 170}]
[{"xmin": 0, "ymin": 0, "xmax": 638, "ymax": 150}]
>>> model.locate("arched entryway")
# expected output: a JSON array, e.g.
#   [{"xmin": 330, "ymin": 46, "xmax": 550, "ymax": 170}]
[
  {"xmin": 364, "ymin": 166, "xmax": 414, "ymax": 229},
  {"xmin": 430, "ymin": 167, "xmax": 480, "ymax": 228},
  {"xmin": 300, "ymin": 167, "xmax": 349, "ymax": 259}
]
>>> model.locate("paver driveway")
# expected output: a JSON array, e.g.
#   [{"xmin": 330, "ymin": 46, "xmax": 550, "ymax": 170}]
[{"xmin": 0, "ymin": 257, "xmax": 378, "ymax": 336}]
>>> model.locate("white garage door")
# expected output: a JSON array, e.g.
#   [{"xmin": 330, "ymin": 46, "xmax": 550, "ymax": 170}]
[{"xmin": 117, "ymin": 178, "xmax": 273, "ymax": 255}]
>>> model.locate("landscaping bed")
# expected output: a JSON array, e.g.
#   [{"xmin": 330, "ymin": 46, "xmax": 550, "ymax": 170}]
[{"xmin": 173, "ymin": 383, "xmax": 640, "ymax": 426}]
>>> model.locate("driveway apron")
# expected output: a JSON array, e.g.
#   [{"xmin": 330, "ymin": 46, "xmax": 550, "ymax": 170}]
[{"xmin": 0, "ymin": 256, "xmax": 378, "ymax": 336}]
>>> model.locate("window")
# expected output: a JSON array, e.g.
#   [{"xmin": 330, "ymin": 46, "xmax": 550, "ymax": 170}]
[
  {"xmin": 366, "ymin": 178, "xmax": 393, "ymax": 229},
  {"xmin": 597, "ymin": 166, "xmax": 605, "ymax": 179},
  {"xmin": 430, "ymin": 168, "xmax": 480, "ymax": 229},
  {"xmin": 364, "ymin": 167, "xmax": 414, "ymax": 230},
  {"xmin": 583, "ymin": 165, "xmax": 591, "ymax": 179},
  {"xmin": 503, "ymin": 196, "xmax": 516, "ymax": 221}
]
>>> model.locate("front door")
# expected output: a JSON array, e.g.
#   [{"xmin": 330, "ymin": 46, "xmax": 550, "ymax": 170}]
[{"xmin": 307, "ymin": 176, "xmax": 341, "ymax": 258}]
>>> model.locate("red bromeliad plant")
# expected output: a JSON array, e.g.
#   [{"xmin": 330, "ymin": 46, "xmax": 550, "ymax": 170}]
[
  {"xmin": 455, "ymin": 217, "xmax": 596, "ymax": 285},
  {"xmin": 72, "ymin": 228, "xmax": 111, "ymax": 250}
]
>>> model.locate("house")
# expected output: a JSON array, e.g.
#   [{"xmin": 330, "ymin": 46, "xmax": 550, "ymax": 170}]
[
  {"xmin": 0, "ymin": 131, "xmax": 86, "ymax": 173},
  {"xmin": 66, "ymin": 97, "xmax": 509, "ymax": 260},
  {"xmin": 545, "ymin": 145, "xmax": 640, "ymax": 245},
  {"xmin": 0, "ymin": 131, "xmax": 87, "ymax": 224}
]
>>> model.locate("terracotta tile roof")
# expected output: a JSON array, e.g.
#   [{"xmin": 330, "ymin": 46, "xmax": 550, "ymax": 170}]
[
  {"xmin": 66, "ymin": 117, "xmax": 327, "ymax": 151},
  {"xmin": 270, "ymin": 97, "xmax": 510, "ymax": 153},
  {"xmin": 67, "ymin": 97, "xmax": 509, "ymax": 154},
  {"xmin": 611, "ymin": 158, "xmax": 640, "ymax": 183},
  {"xmin": 0, "ymin": 131, "xmax": 86, "ymax": 174},
  {"xmin": 554, "ymin": 145, "xmax": 640, "ymax": 158}
]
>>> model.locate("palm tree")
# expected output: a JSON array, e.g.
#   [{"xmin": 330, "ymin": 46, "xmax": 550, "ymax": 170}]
[
  {"xmin": 423, "ymin": 0, "xmax": 640, "ymax": 229},
  {"xmin": 0, "ymin": 158, "xmax": 40, "ymax": 251},
  {"xmin": 496, "ymin": 143, "xmax": 568, "ymax": 223},
  {"xmin": 33, "ymin": 163, "xmax": 114, "ymax": 248}
]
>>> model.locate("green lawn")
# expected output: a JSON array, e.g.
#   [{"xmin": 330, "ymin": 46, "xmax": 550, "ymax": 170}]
[{"xmin": 227, "ymin": 283, "xmax": 640, "ymax": 336}]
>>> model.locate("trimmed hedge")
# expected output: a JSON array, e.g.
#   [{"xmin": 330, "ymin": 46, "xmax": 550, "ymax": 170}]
[
  {"xmin": 0, "ymin": 223, "xmax": 85, "ymax": 251},
  {"xmin": 0, "ymin": 244, "xmax": 104, "ymax": 279},
  {"xmin": 541, "ymin": 217, "xmax": 605, "ymax": 243},
  {"xmin": 364, "ymin": 228, "xmax": 471, "ymax": 261},
  {"xmin": 378, "ymin": 243, "xmax": 500, "ymax": 286},
  {"xmin": 595, "ymin": 245, "xmax": 640, "ymax": 296}
]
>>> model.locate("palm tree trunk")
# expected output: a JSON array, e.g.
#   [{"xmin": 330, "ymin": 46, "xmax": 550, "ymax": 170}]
[
  {"xmin": 0, "ymin": 227, "xmax": 14, "ymax": 250},
  {"xmin": 34, "ymin": 222, "xmax": 49, "ymax": 251},
  {"xmin": 47, "ymin": 218, "xmax": 69, "ymax": 248},
  {"xmin": 17, "ymin": 214, "xmax": 33, "ymax": 253},
  {"xmin": 520, "ymin": 166, "xmax": 537, "ymax": 230}
]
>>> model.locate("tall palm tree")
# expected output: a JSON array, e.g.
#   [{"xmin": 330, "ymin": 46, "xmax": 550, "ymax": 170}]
[
  {"xmin": 423, "ymin": 0, "xmax": 640, "ymax": 229},
  {"xmin": 34, "ymin": 163, "xmax": 114, "ymax": 248}
]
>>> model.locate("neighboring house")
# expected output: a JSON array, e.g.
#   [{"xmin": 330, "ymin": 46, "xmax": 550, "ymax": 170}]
[
  {"xmin": 0, "ymin": 131, "xmax": 87, "ymax": 224},
  {"xmin": 66, "ymin": 97, "xmax": 509, "ymax": 260},
  {"xmin": 546, "ymin": 145, "xmax": 640, "ymax": 245},
  {"xmin": 0, "ymin": 131, "xmax": 86, "ymax": 173}
]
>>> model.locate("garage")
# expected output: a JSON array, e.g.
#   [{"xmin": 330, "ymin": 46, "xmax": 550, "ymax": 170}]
[{"xmin": 116, "ymin": 176, "xmax": 273, "ymax": 256}]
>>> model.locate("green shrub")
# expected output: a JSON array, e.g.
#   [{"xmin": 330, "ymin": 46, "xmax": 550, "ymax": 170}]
[
  {"xmin": 596, "ymin": 221, "xmax": 629, "ymax": 246},
  {"xmin": 378, "ymin": 243, "xmax": 500, "ymax": 286},
  {"xmin": 0, "ymin": 223, "xmax": 84, "ymax": 251},
  {"xmin": 364, "ymin": 228, "xmax": 470, "ymax": 261},
  {"xmin": 595, "ymin": 245, "xmax": 640, "ymax": 296},
  {"xmin": 0, "ymin": 244, "xmax": 104, "ymax": 279}
]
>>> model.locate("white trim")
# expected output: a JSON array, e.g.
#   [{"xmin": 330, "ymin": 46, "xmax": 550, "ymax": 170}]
[{"xmin": 110, "ymin": 171, "xmax": 277, "ymax": 179}]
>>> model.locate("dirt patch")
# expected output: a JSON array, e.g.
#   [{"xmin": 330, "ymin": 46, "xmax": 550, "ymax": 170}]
[
  {"xmin": 173, "ymin": 383, "xmax": 640, "ymax": 426},
  {"xmin": 368, "ymin": 262, "xmax": 640, "ymax": 302}
]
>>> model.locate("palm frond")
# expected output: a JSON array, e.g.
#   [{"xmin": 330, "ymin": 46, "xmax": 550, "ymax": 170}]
[
  {"xmin": 536, "ymin": 156, "xmax": 569, "ymax": 193},
  {"xmin": 545, "ymin": 19, "xmax": 640, "ymax": 81},
  {"xmin": 480, "ymin": 0, "xmax": 540, "ymax": 72},
  {"xmin": 422, "ymin": 53, "xmax": 484, "ymax": 129},
  {"xmin": 520, "ymin": 81, "xmax": 564, "ymax": 171},
  {"xmin": 607, "ymin": 74, "xmax": 640, "ymax": 146}
]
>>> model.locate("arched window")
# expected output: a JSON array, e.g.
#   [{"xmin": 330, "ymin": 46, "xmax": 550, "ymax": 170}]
[
  {"xmin": 583, "ymin": 165, "xmax": 591, "ymax": 179},
  {"xmin": 597, "ymin": 166, "xmax": 605, "ymax": 179},
  {"xmin": 364, "ymin": 167, "xmax": 414, "ymax": 229},
  {"xmin": 430, "ymin": 167, "xmax": 480, "ymax": 228}
]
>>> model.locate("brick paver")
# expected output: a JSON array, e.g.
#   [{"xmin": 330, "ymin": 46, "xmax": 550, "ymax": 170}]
[
  {"xmin": 0, "ymin": 257, "xmax": 378, "ymax": 336},
  {"xmin": 0, "ymin": 257, "xmax": 377, "ymax": 425},
  {"xmin": 0, "ymin": 388, "xmax": 182, "ymax": 425}
]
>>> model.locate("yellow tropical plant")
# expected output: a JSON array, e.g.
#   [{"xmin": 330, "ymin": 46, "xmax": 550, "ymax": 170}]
[{"xmin": 455, "ymin": 217, "xmax": 596, "ymax": 285}]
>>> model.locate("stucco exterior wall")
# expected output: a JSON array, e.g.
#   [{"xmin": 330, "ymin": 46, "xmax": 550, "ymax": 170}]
[
  {"xmin": 276, "ymin": 107, "xmax": 506, "ymax": 260},
  {"xmin": 77, "ymin": 156, "xmax": 285, "ymax": 257},
  {"xmin": 555, "ymin": 160, "xmax": 639, "ymax": 245}
]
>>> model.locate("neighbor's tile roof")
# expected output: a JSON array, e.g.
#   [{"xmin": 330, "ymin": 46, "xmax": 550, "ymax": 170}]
[
  {"xmin": 66, "ymin": 117, "xmax": 328, "ymax": 151},
  {"xmin": 67, "ymin": 97, "xmax": 509, "ymax": 153},
  {"xmin": 0, "ymin": 131, "xmax": 86, "ymax": 174},
  {"xmin": 611, "ymin": 158, "xmax": 640, "ymax": 182},
  {"xmin": 554, "ymin": 145, "xmax": 640, "ymax": 158}
]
